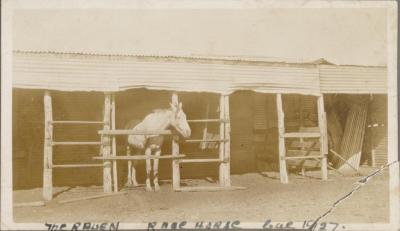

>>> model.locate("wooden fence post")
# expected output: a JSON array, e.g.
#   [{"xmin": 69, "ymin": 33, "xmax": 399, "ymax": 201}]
[
  {"xmin": 318, "ymin": 95, "xmax": 328, "ymax": 180},
  {"xmin": 171, "ymin": 92, "xmax": 181, "ymax": 190},
  {"xmin": 103, "ymin": 93, "xmax": 112, "ymax": 192},
  {"xmin": 172, "ymin": 135, "xmax": 180, "ymax": 190},
  {"xmin": 219, "ymin": 94, "xmax": 225, "ymax": 186},
  {"xmin": 223, "ymin": 95, "xmax": 231, "ymax": 187},
  {"xmin": 43, "ymin": 91, "xmax": 53, "ymax": 200},
  {"xmin": 111, "ymin": 94, "xmax": 118, "ymax": 192},
  {"xmin": 276, "ymin": 93, "xmax": 289, "ymax": 184}
]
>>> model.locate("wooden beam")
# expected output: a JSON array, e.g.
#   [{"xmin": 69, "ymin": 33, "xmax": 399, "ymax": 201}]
[
  {"xmin": 51, "ymin": 121, "xmax": 104, "ymax": 124},
  {"xmin": 102, "ymin": 93, "xmax": 112, "ymax": 193},
  {"xmin": 98, "ymin": 130, "xmax": 172, "ymax": 135},
  {"xmin": 52, "ymin": 141, "xmax": 101, "ymax": 146},
  {"xmin": 219, "ymin": 94, "xmax": 225, "ymax": 186},
  {"xmin": 93, "ymin": 154, "xmax": 185, "ymax": 160},
  {"xmin": 318, "ymin": 95, "xmax": 328, "ymax": 180},
  {"xmin": 287, "ymin": 159, "xmax": 320, "ymax": 168},
  {"xmin": 329, "ymin": 149, "xmax": 361, "ymax": 174},
  {"xmin": 58, "ymin": 192, "xmax": 127, "ymax": 204},
  {"xmin": 187, "ymin": 119, "xmax": 229, "ymax": 123},
  {"xmin": 285, "ymin": 156, "xmax": 323, "ymax": 160},
  {"xmin": 287, "ymin": 150, "xmax": 321, "ymax": 156},
  {"xmin": 183, "ymin": 139, "xmax": 228, "ymax": 143},
  {"xmin": 53, "ymin": 164, "xmax": 103, "ymax": 168},
  {"xmin": 179, "ymin": 158, "xmax": 224, "ymax": 163},
  {"xmin": 14, "ymin": 201, "xmax": 45, "ymax": 208},
  {"xmin": 276, "ymin": 93, "xmax": 288, "ymax": 184},
  {"xmin": 289, "ymin": 141, "xmax": 319, "ymax": 149},
  {"xmin": 111, "ymin": 94, "xmax": 118, "ymax": 193},
  {"xmin": 43, "ymin": 91, "xmax": 53, "ymax": 200},
  {"xmin": 283, "ymin": 132, "xmax": 321, "ymax": 138},
  {"xmin": 223, "ymin": 95, "xmax": 231, "ymax": 187}
]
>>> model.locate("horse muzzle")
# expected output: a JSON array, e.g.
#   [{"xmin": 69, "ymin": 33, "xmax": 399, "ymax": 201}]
[{"xmin": 178, "ymin": 128, "xmax": 191, "ymax": 138}]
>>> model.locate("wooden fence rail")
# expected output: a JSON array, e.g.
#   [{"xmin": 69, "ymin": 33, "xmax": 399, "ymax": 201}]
[{"xmin": 98, "ymin": 130, "xmax": 172, "ymax": 135}]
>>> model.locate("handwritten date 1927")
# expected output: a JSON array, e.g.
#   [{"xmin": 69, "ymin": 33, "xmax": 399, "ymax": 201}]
[{"xmin": 262, "ymin": 219, "xmax": 342, "ymax": 230}]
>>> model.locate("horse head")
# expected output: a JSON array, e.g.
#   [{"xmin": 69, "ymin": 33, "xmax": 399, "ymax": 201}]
[{"xmin": 170, "ymin": 101, "xmax": 191, "ymax": 138}]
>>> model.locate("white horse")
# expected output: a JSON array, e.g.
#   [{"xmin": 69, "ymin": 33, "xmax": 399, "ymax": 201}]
[{"xmin": 125, "ymin": 100, "xmax": 191, "ymax": 191}]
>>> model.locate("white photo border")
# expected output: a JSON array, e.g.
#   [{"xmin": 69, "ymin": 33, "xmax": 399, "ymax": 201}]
[{"xmin": 1, "ymin": 1, "xmax": 398, "ymax": 230}]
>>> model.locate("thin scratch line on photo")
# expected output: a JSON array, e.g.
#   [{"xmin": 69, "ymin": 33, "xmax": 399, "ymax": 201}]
[{"xmin": 309, "ymin": 161, "xmax": 398, "ymax": 231}]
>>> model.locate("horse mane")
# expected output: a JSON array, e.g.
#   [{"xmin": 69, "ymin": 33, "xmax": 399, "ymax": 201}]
[
  {"xmin": 124, "ymin": 119, "xmax": 141, "ymax": 130},
  {"xmin": 152, "ymin": 108, "xmax": 171, "ymax": 113}
]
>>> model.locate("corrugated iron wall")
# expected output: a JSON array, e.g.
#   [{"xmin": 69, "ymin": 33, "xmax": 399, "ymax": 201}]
[
  {"xmin": 369, "ymin": 95, "xmax": 388, "ymax": 167},
  {"xmin": 319, "ymin": 65, "xmax": 387, "ymax": 94}
]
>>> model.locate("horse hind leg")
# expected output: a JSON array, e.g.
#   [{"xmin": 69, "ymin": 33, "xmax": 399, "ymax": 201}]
[
  {"xmin": 145, "ymin": 147, "xmax": 153, "ymax": 192},
  {"xmin": 153, "ymin": 148, "xmax": 161, "ymax": 191}
]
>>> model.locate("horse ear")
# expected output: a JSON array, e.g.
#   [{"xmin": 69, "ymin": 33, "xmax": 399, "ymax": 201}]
[{"xmin": 170, "ymin": 102, "xmax": 177, "ymax": 112}]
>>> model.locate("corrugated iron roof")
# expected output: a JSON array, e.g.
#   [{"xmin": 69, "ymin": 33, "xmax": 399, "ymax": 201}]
[
  {"xmin": 12, "ymin": 50, "xmax": 387, "ymax": 94},
  {"xmin": 11, "ymin": 50, "xmax": 336, "ymax": 68},
  {"xmin": 14, "ymin": 50, "xmax": 386, "ymax": 68}
]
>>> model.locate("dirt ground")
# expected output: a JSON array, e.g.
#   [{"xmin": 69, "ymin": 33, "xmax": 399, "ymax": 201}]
[{"xmin": 13, "ymin": 167, "xmax": 389, "ymax": 224}]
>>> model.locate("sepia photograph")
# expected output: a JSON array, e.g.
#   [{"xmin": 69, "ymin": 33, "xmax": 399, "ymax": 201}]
[{"xmin": 1, "ymin": 0, "xmax": 398, "ymax": 230}]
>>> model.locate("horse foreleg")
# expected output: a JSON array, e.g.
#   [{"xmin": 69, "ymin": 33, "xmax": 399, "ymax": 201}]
[
  {"xmin": 125, "ymin": 146, "xmax": 139, "ymax": 187},
  {"xmin": 145, "ymin": 148, "xmax": 153, "ymax": 192},
  {"xmin": 126, "ymin": 146, "xmax": 134, "ymax": 186},
  {"xmin": 131, "ymin": 161, "xmax": 139, "ymax": 187},
  {"xmin": 153, "ymin": 149, "xmax": 161, "ymax": 191}
]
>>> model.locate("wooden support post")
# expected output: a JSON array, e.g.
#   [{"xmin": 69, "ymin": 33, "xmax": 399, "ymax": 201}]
[
  {"xmin": 171, "ymin": 92, "xmax": 181, "ymax": 190},
  {"xmin": 172, "ymin": 135, "xmax": 180, "ymax": 190},
  {"xmin": 103, "ymin": 93, "xmax": 112, "ymax": 193},
  {"xmin": 276, "ymin": 93, "xmax": 289, "ymax": 184},
  {"xmin": 219, "ymin": 95, "xmax": 225, "ymax": 186},
  {"xmin": 43, "ymin": 91, "xmax": 53, "ymax": 200},
  {"xmin": 223, "ymin": 95, "xmax": 231, "ymax": 187},
  {"xmin": 318, "ymin": 95, "xmax": 328, "ymax": 180},
  {"xmin": 111, "ymin": 94, "xmax": 118, "ymax": 192},
  {"xmin": 299, "ymin": 97, "xmax": 306, "ymax": 176}
]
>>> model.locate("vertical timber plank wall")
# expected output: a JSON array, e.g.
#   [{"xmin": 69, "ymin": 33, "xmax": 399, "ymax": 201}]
[
  {"xmin": 219, "ymin": 95, "xmax": 225, "ymax": 186},
  {"xmin": 43, "ymin": 91, "xmax": 53, "ymax": 200},
  {"xmin": 103, "ymin": 93, "xmax": 112, "ymax": 193},
  {"xmin": 276, "ymin": 93, "xmax": 288, "ymax": 184},
  {"xmin": 223, "ymin": 95, "xmax": 231, "ymax": 186},
  {"xmin": 317, "ymin": 95, "xmax": 328, "ymax": 180}
]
